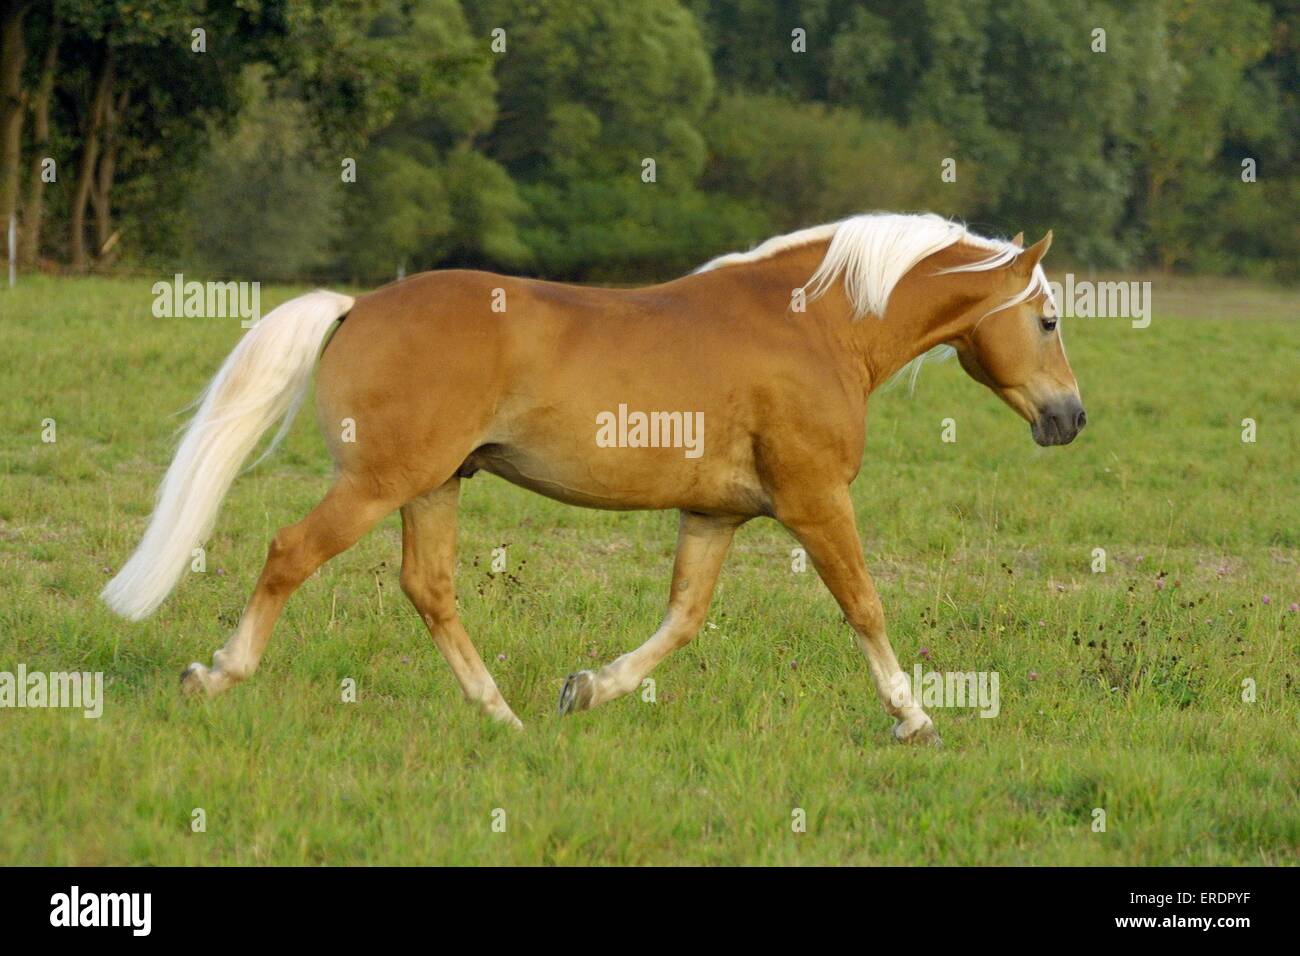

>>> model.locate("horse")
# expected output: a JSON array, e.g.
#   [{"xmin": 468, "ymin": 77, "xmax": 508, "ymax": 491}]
[{"xmin": 102, "ymin": 212, "xmax": 1085, "ymax": 744}]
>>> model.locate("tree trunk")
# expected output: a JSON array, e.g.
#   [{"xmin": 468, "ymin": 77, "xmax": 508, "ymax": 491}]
[
  {"xmin": 70, "ymin": 47, "xmax": 112, "ymax": 273},
  {"xmin": 0, "ymin": 0, "xmax": 33, "ymax": 264},
  {"xmin": 17, "ymin": 17, "xmax": 56, "ymax": 268},
  {"xmin": 91, "ymin": 87, "xmax": 127, "ymax": 259}
]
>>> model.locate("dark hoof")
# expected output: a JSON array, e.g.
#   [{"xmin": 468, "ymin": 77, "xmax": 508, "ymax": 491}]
[
  {"xmin": 557, "ymin": 670, "xmax": 596, "ymax": 715},
  {"xmin": 179, "ymin": 662, "xmax": 207, "ymax": 696},
  {"xmin": 893, "ymin": 717, "xmax": 944, "ymax": 747}
]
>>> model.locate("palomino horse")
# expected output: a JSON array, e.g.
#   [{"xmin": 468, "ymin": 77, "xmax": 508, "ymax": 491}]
[{"xmin": 103, "ymin": 212, "xmax": 1084, "ymax": 744}]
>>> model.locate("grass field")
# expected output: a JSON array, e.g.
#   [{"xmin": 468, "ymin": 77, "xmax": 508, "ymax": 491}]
[{"xmin": 1, "ymin": 274, "xmax": 1297, "ymax": 865}]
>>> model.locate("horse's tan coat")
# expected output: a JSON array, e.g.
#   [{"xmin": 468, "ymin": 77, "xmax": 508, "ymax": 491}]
[{"xmin": 182, "ymin": 231, "xmax": 1082, "ymax": 742}]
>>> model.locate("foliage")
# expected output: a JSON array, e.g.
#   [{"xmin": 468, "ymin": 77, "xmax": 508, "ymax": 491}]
[
  {"xmin": 185, "ymin": 69, "xmax": 342, "ymax": 281},
  {"xmin": 5, "ymin": 0, "xmax": 1296, "ymax": 282}
]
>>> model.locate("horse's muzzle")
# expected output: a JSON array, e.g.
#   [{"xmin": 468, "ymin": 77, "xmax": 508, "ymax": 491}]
[{"xmin": 1031, "ymin": 396, "xmax": 1086, "ymax": 446}]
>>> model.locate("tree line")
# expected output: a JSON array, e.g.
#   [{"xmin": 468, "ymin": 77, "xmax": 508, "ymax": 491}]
[{"xmin": 0, "ymin": 0, "xmax": 1294, "ymax": 285}]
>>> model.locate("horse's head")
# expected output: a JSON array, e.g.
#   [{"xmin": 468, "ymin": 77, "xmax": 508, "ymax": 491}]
[{"xmin": 952, "ymin": 232, "xmax": 1086, "ymax": 446}]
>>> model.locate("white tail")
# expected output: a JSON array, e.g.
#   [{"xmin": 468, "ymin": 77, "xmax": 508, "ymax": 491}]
[{"xmin": 102, "ymin": 290, "xmax": 355, "ymax": 620}]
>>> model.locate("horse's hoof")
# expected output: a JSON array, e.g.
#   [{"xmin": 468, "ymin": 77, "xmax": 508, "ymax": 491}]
[
  {"xmin": 179, "ymin": 662, "xmax": 208, "ymax": 697},
  {"xmin": 893, "ymin": 716, "xmax": 943, "ymax": 747},
  {"xmin": 557, "ymin": 670, "xmax": 596, "ymax": 715}
]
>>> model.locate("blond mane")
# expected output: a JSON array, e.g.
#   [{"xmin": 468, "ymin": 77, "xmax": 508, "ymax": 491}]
[
  {"xmin": 696, "ymin": 212, "xmax": 1056, "ymax": 391},
  {"xmin": 696, "ymin": 212, "xmax": 1054, "ymax": 322}
]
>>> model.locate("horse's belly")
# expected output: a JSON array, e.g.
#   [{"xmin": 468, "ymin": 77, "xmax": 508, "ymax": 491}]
[{"xmin": 463, "ymin": 442, "xmax": 768, "ymax": 515}]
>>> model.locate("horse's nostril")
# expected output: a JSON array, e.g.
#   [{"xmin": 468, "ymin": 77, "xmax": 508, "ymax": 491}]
[{"xmin": 1075, "ymin": 410, "xmax": 1087, "ymax": 430}]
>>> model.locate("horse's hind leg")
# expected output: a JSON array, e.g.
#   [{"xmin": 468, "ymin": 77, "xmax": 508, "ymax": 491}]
[
  {"xmin": 399, "ymin": 479, "xmax": 522, "ymax": 728},
  {"xmin": 181, "ymin": 476, "xmax": 397, "ymax": 696},
  {"xmin": 558, "ymin": 511, "xmax": 743, "ymax": 714}
]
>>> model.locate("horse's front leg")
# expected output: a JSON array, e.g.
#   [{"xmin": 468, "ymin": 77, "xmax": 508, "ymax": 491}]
[
  {"xmin": 558, "ymin": 511, "xmax": 743, "ymax": 714},
  {"xmin": 779, "ymin": 486, "xmax": 941, "ymax": 746}
]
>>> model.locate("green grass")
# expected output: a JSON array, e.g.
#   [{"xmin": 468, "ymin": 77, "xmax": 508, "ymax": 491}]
[{"xmin": 0, "ymin": 273, "xmax": 1297, "ymax": 865}]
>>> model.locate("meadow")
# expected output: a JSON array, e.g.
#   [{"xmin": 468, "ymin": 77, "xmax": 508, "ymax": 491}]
[{"xmin": 0, "ymin": 274, "xmax": 1296, "ymax": 865}]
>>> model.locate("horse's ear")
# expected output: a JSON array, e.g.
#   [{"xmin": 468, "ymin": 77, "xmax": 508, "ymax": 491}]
[
  {"xmin": 1011, "ymin": 231, "xmax": 1024, "ymax": 248},
  {"xmin": 1015, "ymin": 230, "xmax": 1052, "ymax": 273}
]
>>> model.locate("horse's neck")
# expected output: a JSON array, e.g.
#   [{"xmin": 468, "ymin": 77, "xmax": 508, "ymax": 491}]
[
  {"xmin": 852, "ymin": 282, "xmax": 970, "ymax": 392},
  {"xmin": 734, "ymin": 240, "xmax": 969, "ymax": 394}
]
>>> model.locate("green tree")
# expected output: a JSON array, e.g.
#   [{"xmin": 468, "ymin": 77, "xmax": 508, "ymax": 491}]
[
  {"xmin": 332, "ymin": 0, "xmax": 526, "ymax": 281},
  {"xmin": 186, "ymin": 67, "xmax": 342, "ymax": 280},
  {"xmin": 1127, "ymin": 0, "xmax": 1290, "ymax": 274},
  {"xmin": 465, "ymin": 0, "xmax": 738, "ymax": 278},
  {"xmin": 702, "ymin": 92, "xmax": 983, "ymax": 232}
]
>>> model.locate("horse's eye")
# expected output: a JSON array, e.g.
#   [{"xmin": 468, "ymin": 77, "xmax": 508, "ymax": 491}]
[{"xmin": 1040, "ymin": 316, "xmax": 1058, "ymax": 333}]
